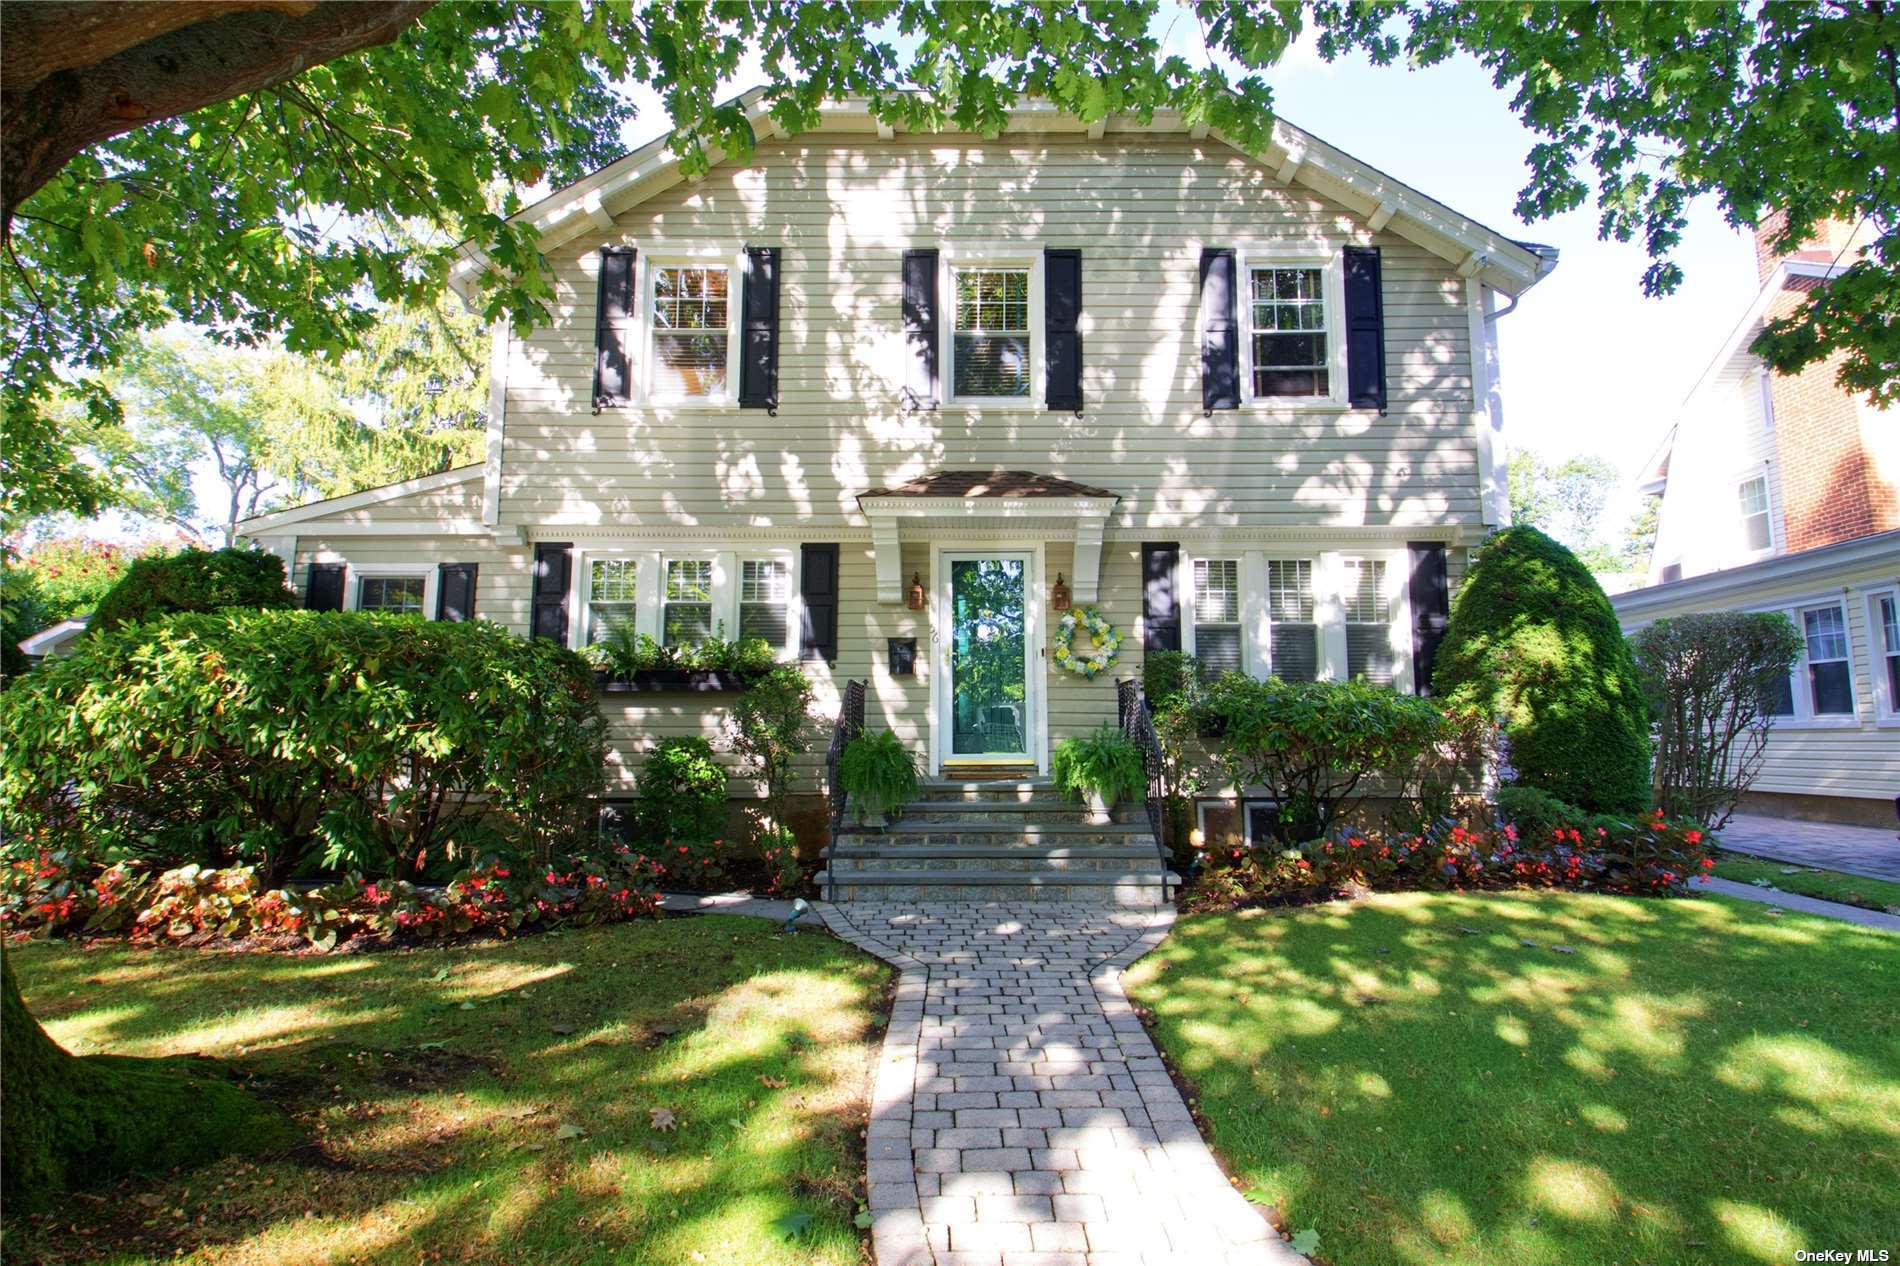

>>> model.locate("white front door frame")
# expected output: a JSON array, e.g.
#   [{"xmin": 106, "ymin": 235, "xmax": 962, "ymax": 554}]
[{"xmin": 930, "ymin": 542, "xmax": 1048, "ymax": 776}]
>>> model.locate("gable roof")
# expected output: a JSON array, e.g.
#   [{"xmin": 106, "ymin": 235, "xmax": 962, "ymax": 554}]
[
  {"xmin": 860, "ymin": 470, "xmax": 1119, "ymax": 502},
  {"xmin": 234, "ymin": 464, "xmax": 483, "ymax": 535},
  {"xmin": 454, "ymin": 90, "xmax": 1557, "ymax": 299}
]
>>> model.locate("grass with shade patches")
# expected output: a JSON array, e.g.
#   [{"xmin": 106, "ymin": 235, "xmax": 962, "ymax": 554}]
[
  {"xmin": 1125, "ymin": 890, "xmax": 1900, "ymax": 1266},
  {"xmin": 1711, "ymin": 854, "xmax": 1900, "ymax": 915},
  {"xmin": 4, "ymin": 915, "xmax": 889, "ymax": 1265}
]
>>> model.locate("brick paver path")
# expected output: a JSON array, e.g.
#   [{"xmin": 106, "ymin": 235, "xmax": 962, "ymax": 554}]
[
  {"xmin": 820, "ymin": 902, "xmax": 1304, "ymax": 1266},
  {"xmin": 1718, "ymin": 812, "xmax": 1900, "ymax": 883}
]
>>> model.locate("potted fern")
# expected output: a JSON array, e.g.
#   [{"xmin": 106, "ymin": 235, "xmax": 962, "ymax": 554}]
[
  {"xmin": 838, "ymin": 729, "xmax": 920, "ymax": 827},
  {"xmin": 1052, "ymin": 723, "xmax": 1146, "ymax": 822}
]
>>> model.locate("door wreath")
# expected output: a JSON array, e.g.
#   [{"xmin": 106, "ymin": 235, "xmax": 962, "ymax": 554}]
[{"xmin": 1053, "ymin": 606, "xmax": 1123, "ymax": 679}]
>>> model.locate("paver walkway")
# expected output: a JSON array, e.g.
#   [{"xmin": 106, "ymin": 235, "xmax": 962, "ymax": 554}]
[
  {"xmin": 820, "ymin": 902, "xmax": 1303, "ymax": 1266},
  {"xmin": 1719, "ymin": 812, "xmax": 1900, "ymax": 882}
]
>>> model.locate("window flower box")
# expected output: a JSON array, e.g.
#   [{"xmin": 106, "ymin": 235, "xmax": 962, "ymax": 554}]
[{"xmin": 595, "ymin": 669, "xmax": 752, "ymax": 694}]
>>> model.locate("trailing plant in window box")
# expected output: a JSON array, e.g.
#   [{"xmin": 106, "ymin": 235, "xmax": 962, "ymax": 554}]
[
  {"xmin": 586, "ymin": 625, "xmax": 780, "ymax": 689},
  {"xmin": 1052, "ymin": 723, "xmax": 1145, "ymax": 818},
  {"xmin": 838, "ymin": 729, "xmax": 919, "ymax": 825}
]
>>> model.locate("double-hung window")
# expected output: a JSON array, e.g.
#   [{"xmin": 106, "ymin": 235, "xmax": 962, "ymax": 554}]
[
  {"xmin": 1343, "ymin": 558, "xmax": 1397, "ymax": 685},
  {"xmin": 586, "ymin": 559, "xmax": 639, "ymax": 644},
  {"xmin": 1738, "ymin": 475, "xmax": 1772, "ymax": 552},
  {"xmin": 358, "ymin": 575, "xmax": 425, "ymax": 615},
  {"xmin": 663, "ymin": 559, "xmax": 715, "ymax": 648},
  {"xmin": 1190, "ymin": 559, "xmax": 1243, "ymax": 674},
  {"xmin": 951, "ymin": 266, "xmax": 1032, "ymax": 400},
  {"xmin": 1800, "ymin": 603, "xmax": 1854, "ymax": 716},
  {"xmin": 1874, "ymin": 592, "xmax": 1900, "ymax": 718},
  {"xmin": 650, "ymin": 265, "xmax": 730, "ymax": 399},
  {"xmin": 1246, "ymin": 262, "xmax": 1332, "ymax": 400},
  {"xmin": 739, "ymin": 559, "xmax": 792, "ymax": 647},
  {"xmin": 1266, "ymin": 560, "xmax": 1318, "ymax": 682}
]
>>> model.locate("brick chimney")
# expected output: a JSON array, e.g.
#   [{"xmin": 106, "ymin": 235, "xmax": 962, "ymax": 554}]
[{"xmin": 1756, "ymin": 212, "xmax": 1899, "ymax": 551}]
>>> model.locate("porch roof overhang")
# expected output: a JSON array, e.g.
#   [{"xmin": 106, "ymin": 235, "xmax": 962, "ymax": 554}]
[{"xmin": 856, "ymin": 470, "xmax": 1120, "ymax": 604}]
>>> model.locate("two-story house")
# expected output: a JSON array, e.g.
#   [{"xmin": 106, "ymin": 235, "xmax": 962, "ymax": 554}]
[
  {"xmin": 236, "ymin": 93, "xmax": 1558, "ymax": 862},
  {"xmin": 1614, "ymin": 215, "xmax": 1900, "ymax": 826}
]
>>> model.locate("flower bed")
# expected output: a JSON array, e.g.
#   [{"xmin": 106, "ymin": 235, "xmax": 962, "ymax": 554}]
[{"xmin": 1183, "ymin": 811, "xmax": 1713, "ymax": 913}]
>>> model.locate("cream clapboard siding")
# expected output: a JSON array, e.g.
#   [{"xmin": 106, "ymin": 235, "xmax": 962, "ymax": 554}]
[
  {"xmin": 497, "ymin": 134, "xmax": 1479, "ymax": 533},
  {"xmin": 1617, "ymin": 555, "xmax": 1900, "ymax": 803}
]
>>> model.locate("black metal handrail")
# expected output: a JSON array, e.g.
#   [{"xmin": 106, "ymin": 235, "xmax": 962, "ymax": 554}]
[
  {"xmin": 824, "ymin": 679, "xmax": 866, "ymax": 900},
  {"xmin": 1118, "ymin": 677, "xmax": 1172, "ymax": 898}
]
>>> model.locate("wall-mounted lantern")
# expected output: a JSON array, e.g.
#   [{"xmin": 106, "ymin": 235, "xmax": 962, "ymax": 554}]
[
  {"xmin": 1050, "ymin": 572, "xmax": 1071, "ymax": 611},
  {"xmin": 906, "ymin": 572, "xmax": 926, "ymax": 611}
]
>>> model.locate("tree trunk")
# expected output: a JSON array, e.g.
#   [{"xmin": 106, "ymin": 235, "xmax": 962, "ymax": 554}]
[
  {"xmin": 1, "ymin": 945, "xmax": 296, "ymax": 1209},
  {"xmin": 1, "ymin": 0, "xmax": 434, "ymax": 231}
]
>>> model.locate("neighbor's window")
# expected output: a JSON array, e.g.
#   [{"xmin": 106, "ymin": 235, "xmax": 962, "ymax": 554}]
[
  {"xmin": 662, "ymin": 559, "xmax": 715, "ymax": 647},
  {"xmin": 1267, "ymin": 559, "xmax": 1318, "ymax": 682},
  {"xmin": 358, "ymin": 575, "xmax": 424, "ymax": 615},
  {"xmin": 1249, "ymin": 266, "xmax": 1329, "ymax": 398},
  {"xmin": 739, "ymin": 559, "xmax": 792, "ymax": 648},
  {"xmin": 1738, "ymin": 475, "xmax": 1772, "ymax": 551},
  {"xmin": 586, "ymin": 558, "xmax": 639, "ymax": 644},
  {"xmin": 651, "ymin": 265, "xmax": 730, "ymax": 397},
  {"xmin": 1801, "ymin": 603, "xmax": 1853, "ymax": 716},
  {"xmin": 952, "ymin": 267, "xmax": 1031, "ymax": 398},
  {"xmin": 1343, "ymin": 558, "xmax": 1396, "ymax": 685},
  {"xmin": 1878, "ymin": 593, "xmax": 1900, "ymax": 714},
  {"xmin": 1191, "ymin": 558, "xmax": 1242, "ymax": 674}
]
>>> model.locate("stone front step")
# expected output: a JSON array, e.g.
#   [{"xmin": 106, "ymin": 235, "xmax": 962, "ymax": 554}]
[
  {"xmin": 825, "ymin": 844, "xmax": 1159, "ymax": 874},
  {"xmin": 897, "ymin": 797, "xmax": 1119, "ymax": 826},
  {"xmin": 914, "ymin": 777, "xmax": 1056, "ymax": 803},
  {"xmin": 832, "ymin": 820, "xmax": 1153, "ymax": 850},
  {"xmin": 813, "ymin": 868, "xmax": 1178, "ymax": 906}
]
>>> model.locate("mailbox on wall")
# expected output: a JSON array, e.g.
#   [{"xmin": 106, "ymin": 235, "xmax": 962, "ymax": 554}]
[{"xmin": 887, "ymin": 637, "xmax": 917, "ymax": 676}]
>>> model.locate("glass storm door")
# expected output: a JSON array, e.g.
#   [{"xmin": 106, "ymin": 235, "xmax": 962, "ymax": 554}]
[{"xmin": 947, "ymin": 556, "xmax": 1030, "ymax": 759}]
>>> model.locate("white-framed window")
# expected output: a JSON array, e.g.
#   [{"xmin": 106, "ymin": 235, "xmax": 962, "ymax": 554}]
[
  {"xmin": 644, "ymin": 256, "xmax": 740, "ymax": 403},
  {"xmin": 1738, "ymin": 474, "xmax": 1773, "ymax": 552},
  {"xmin": 343, "ymin": 563, "xmax": 436, "ymax": 617},
  {"xmin": 662, "ymin": 558, "xmax": 716, "ymax": 647},
  {"xmin": 1237, "ymin": 249, "xmax": 1345, "ymax": 406},
  {"xmin": 1342, "ymin": 557, "xmax": 1398, "ymax": 685},
  {"xmin": 1265, "ymin": 559, "xmax": 1319, "ymax": 682},
  {"xmin": 585, "ymin": 558, "xmax": 639, "ymax": 644},
  {"xmin": 739, "ymin": 558, "xmax": 793, "ymax": 647},
  {"xmin": 1870, "ymin": 589, "xmax": 1900, "ymax": 721},
  {"xmin": 1190, "ymin": 558, "xmax": 1243, "ymax": 674},
  {"xmin": 1800, "ymin": 602, "xmax": 1855, "ymax": 717},
  {"xmin": 941, "ymin": 251, "xmax": 1044, "ymax": 407}
]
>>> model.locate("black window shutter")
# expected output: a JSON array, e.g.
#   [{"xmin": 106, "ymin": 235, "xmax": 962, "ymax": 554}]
[
  {"xmin": 1343, "ymin": 245, "xmax": 1387, "ymax": 412},
  {"xmin": 531, "ymin": 543, "xmax": 573, "ymax": 643},
  {"xmin": 437, "ymin": 563, "xmax": 479, "ymax": 623},
  {"xmin": 1141, "ymin": 543, "xmax": 1181, "ymax": 653},
  {"xmin": 739, "ymin": 246, "xmax": 781, "ymax": 412},
  {"xmin": 592, "ymin": 246, "xmax": 637, "ymax": 411},
  {"xmin": 305, "ymin": 563, "xmax": 345, "ymax": 612},
  {"xmin": 901, "ymin": 249, "xmax": 939, "ymax": 407},
  {"xmin": 799, "ymin": 544, "xmax": 839, "ymax": 663},
  {"xmin": 1199, "ymin": 248, "xmax": 1239, "ymax": 411},
  {"xmin": 1044, "ymin": 247, "xmax": 1083, "ymax": 413},
  {"xmin": 1406, "ymin": 542, "xmax": 1449, "ymax": 696}
]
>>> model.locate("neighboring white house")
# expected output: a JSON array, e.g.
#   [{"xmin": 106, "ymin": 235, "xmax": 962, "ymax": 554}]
[
  {"xmin": 1614, "ymin": 217, "xmax": 1900, "ymax": 826},
  {"xmin": 237, "ymin": 94, "xmax": 1557, "ymax": 840}
]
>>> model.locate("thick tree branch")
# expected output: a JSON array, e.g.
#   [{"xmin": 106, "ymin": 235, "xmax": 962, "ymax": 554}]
[{"xmin": 1, "ymin": 0, "xmax": 434, "ymax": 233}]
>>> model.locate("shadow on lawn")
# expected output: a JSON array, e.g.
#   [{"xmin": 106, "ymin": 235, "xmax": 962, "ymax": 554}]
[
  {"xmin": 8, "ymin": 917, "xmax": 890, "ymax": 1265},
  {"xmin": 1128, "ymin": 891, "xmax": 1900, "ymax": 1266}
]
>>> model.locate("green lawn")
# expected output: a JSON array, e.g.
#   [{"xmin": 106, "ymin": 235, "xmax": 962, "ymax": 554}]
[
  {"xmin": 1126, "ymin": 890, "xmax": 1900, "ymax": 1266},
  {"xmin": 5, "ymin": 916, "xmax": 890, "ymax": 1265},
  {"xmin": 1711, "ymin": 854, "xmax": 1900, "ymax": 915}
]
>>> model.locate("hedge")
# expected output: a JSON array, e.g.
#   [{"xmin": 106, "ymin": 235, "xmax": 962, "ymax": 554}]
[
  {"xmin": 88, "ymin": 546, "xmax": 293, "ymax": 634},
  {"xmin": 1432, "ymin": 527, "xmax": 1651, "ymax": 814}
]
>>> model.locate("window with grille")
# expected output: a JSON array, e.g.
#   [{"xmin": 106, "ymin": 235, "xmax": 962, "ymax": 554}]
[
  {"xmin": 952, "ymin": 267, "xmax": 1031, "ymax": 398},
  {"xmin": 1738, "ymin": 475, "xmax": 1772, "ymax": 551},
  {"xmin": 1266, "ymin": 560, "xmax": 1318, "ymax": 682},
  {"xmin": 663, "ymin": 559, "xmax": 714, "ymax": 647},
  {"xmin": 1801, "ymin": 603, "xmax": 1852, "ymax": 715},
  {"xmin": 357, "ymin": 575, "xmax": 424, "ymax": 615},
  {"xmin": 1343, "ymin": 558, "xmax": 1396, "ymax": 685},
  {"xmin": 1191, "ymin": 559, "xmax": 1242, "ymax": 674},
  {"xmin": 1249, "ymin": 266, "xmax": 1329, "ymax": 398},
  {"xmin": 586, "ymin": 558, "xmax": 638, "ymax": 644},
  {"xmin": 739, "ymin": 559, "xmax": 791, "ymax": 649},
  {"xmin": 651, "ymin": 266, "xmax": 729, "ymax": 397}
]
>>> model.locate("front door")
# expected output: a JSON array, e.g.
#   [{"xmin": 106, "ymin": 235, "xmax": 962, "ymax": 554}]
[{"xmin": 941, "ymin": 553, "xmax": 1035, "ymax": 766}]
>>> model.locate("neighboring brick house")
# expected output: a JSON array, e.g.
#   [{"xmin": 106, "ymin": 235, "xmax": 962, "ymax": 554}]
[{"xmin": 1614, "ymin": 218, "xmax": 1899, "ymax": 825}]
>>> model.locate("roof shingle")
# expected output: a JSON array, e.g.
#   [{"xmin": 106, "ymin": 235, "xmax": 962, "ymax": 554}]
[{"xmin": 859, "ymin": 470, "xmax": 1118, "ymax": 501}]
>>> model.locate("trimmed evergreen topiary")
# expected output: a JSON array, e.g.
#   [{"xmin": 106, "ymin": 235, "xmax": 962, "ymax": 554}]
[
  {"xmin": 88, "ymin": 547, "xmax": 293, "ymax": 634},
  {"xmin": 1433, "ymin": 526, "xmax": 1651, "ymax": 815}
]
